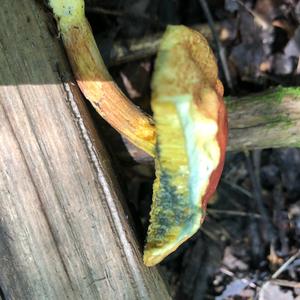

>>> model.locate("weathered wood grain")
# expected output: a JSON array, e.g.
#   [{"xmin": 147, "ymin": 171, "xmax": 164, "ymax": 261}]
[{"xmin": 0, "ymin": 1, "xmax": 170, "ymax": 299}]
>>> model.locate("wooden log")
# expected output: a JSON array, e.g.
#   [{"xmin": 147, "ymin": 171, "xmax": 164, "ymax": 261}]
[
  {"xmin": 227, "ymin": 87, "xmax": 300, "ymax": 151},
  {"xmin": 0, "ymin": 0, "xmax": 170, "ymax": 299}
]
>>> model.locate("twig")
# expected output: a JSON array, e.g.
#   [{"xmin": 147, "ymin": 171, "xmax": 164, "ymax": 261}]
[
  {"xmin": 219, "ymin": 267, "xmax": 257, "ymax": 288},
  {"xmin": 86, "ymin": 5, "xmax": 159, "ymax": 25},
  {"xmin": 244, "ymin": 150, "xmax": 265, "ymax": 260},
  {"xmin": 86, "ymin": 6, "xmax": 124, "ymax": 16},
  {"xmin": 271, "ymin": 250, "xmax": 300, "ymax": 279},
  {"xmin": 222, "ymin": 179, "xmax": 253, "ymax": 199},
  {"xmin": 259, "ymin": 250, "xmax": 300, "ymax": 298},
  {"xmin": 102, "ymin": 23, "xmax": 215, "ymax": 66},
  {"xmin": 273, "ymin": 184, "xmax": 289, "ymax": 256},
  {"xmin": 244, "ymin": 150, "xmax": 276, "ymax": 242},
  {"xmin": 270, "ymin": 279, "xmax": 300, "ymax": 288},
  {"xmin": 207, "ymin": 208, "xmax": 261, "ymax": 219},
  {"xmin": 236, "ymin": 0, "xmax": 271, "ymax": 30},
  {"xmin": 200, "ymin": 220, "xmax": 231, "ymax": 241},
  {"xmin": 200, "ymin": 227, "xmax": 221, "ymax": 243},
  {"xmin": 198, "ymin": 0, "xmax": 233, "ymax": 91}
]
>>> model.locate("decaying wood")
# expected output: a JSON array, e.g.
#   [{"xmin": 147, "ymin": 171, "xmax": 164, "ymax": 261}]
[
  {"xmin": 227, "ymin": 87, "xmax": 300, "ymax": 151},
  {"xmin": 0, "ymin": 1, "xmax": 170, "ymax": 299}
]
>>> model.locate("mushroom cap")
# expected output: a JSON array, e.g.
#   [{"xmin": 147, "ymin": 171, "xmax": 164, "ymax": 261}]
[{"xmin": 144, "ymin": 25, "xmax": 227, "ymax": 267}]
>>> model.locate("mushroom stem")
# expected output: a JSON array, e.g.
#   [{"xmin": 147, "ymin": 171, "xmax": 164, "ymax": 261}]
[{"xmin": 48, "ymin": 0, "xmax": 156, "ymax": 156}]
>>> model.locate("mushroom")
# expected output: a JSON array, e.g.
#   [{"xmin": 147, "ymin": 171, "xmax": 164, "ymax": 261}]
[
  {"xmin": 144, "ymin": 25, "xmax": 227, "ymax": 266},
  {"xmin": 48, "ymin": 1, "xmax": 228, "ymax": 267},
  {"xmin": 48, "ymin": 0, "xmax": 156, "ymax": 156}
]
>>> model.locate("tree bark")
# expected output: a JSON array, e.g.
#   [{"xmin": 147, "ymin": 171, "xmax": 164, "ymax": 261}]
[
  {"xmin": 227, "ymin": 87, "xmax": 300, "ymax": 151},
  {"xmin": 0, "ymin": 1, "xmax": 170, "ymax": 299}
]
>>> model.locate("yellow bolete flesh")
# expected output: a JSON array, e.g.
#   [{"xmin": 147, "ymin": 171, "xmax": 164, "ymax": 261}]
[
  {"xmin": 143, "ymin": 26, "xmax": 228, "ymax": 266},
  {"xmin": 48, "ymin": 0, "xmax": 228, "ymax": 267}
]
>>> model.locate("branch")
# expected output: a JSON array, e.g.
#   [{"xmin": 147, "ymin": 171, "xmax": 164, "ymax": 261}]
[
  {"xmin": 122, "ymin": 87, "xmax": 300, "ymax": 163},
  {"xmin": 227, "ymin": 87, "xmax": 300, "ymax": 151},
  {"xmin": 104, "ymin": 23, "xmax": 218, "ymax": 66}
]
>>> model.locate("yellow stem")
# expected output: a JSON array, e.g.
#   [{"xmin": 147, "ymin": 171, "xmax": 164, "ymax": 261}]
[{"xmin": 48, "ymin": 0, "xmax": 156, "ymax": 156}]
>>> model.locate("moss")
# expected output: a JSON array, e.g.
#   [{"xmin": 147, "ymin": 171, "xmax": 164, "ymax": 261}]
[
  {"xmin": 258, "ymin": 87, "xmax": 300, "ymax": 103},
  {"xmin": 264, "ymin": 114, "xmax": 293, "ymax": 129},
  {"xmin": 225, "ymin": 86, "xmax": 300, "ymax": 110}
]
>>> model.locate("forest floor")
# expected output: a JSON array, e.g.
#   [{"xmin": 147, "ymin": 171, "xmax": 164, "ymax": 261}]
[{"xmin": 86, "ymin": 0, "xmax": 300, "ymax": 299}]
